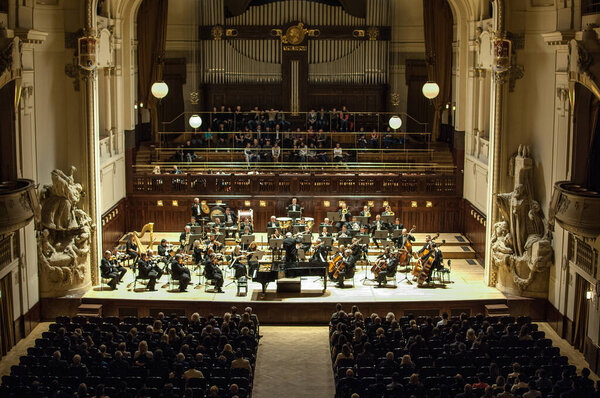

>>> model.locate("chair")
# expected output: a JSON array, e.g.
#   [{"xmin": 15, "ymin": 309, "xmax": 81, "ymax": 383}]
[
  {"xmin": 237, "ymin": 276, "xmax": 248, "ymax": 296},
  {"xmin": 435, "ymin": 260, "xmax": 452, "ymax": 284}
]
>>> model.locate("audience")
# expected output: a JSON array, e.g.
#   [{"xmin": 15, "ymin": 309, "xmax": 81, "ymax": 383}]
[
  {"xmin": 1, "ymin": 308, "xmax": 259, "ymax": 398},
  {"xmin": 330, "ymin": 304, "xmax": 599, "ymax": 398}
]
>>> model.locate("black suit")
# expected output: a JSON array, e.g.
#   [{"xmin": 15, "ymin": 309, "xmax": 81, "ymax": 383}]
[
  {"xmin": 398, "ymin": 233, "xmax": 415, "ymax": 249},
  {"xmin": 223, "ymin": 212, "xmax": 237, "ymax": 225},
  {"xmin": 267, "ymin": 221, "xmax": 280, "ymax": 229},
  {"xmin": 126, "ymin": 240, "xmax": 138, "ymax": 260},
  {"xmin": 336, "ymin": 210, "xmax": 352, "ymax": 229},
  {"xmin": 310, "ymin": 244, "xmax": 330, "ymax": 264},
  {"xmin": 179, "ymin": 232, "xmax": 192, "ymax": 251},
  {"xmin": 376, "ymin": 257, "xmax": 399, "ymax": 285},
  {"xmin": 157, "ymin": 244, "xmax": 168, "ymax": 257},
  {"xmin": 204, "ymin": 259, "xmax": 223, "ymax": 289},
  {"xmin": 191, "ymin": 203, "xmax": 202, "ymax": 221},
  {"xmin": 137, "ymin": 259, "xmax": 162, "ymax": 291},
  {"xmin": 100, "ymin": 257, "xmax": 126, "ymax": 289},
  {"xmin": 283, "ymin": 236, "xmax": 301, "ymax": 265},
  {"xmin": 370, "ymin": 220, "xmax": 388, "ymax": 247},
  {"xmin": 170, "ymin": 259, "xmax": 191, "ymax": 291},
  {"xmin": 288, "ymin": 204, "xmax": 301, "ymax": 212}
]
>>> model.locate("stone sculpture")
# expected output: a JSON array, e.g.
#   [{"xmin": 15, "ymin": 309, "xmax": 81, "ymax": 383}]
[
  {"xmin": 37, "ymin": 167, "xmax": 93, "ymax": 297},
  {"xmin": 490, "ymin": 145, "xmax": 553, "ymax": 297}
]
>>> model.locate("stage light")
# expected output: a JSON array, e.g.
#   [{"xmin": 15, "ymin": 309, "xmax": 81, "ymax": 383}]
[
  {"xmin": 422, "ymin": 81, "xmax": 440, "ymax": 99},
  {"xmin": 134, "ymin": 103, "xmax": 138, "ymax": 110},
  {"xmin": 151, "ymin": 81, "xmax": 169, "ymax": 99},
  {"xmin": 139, "ymin": 102, "xmax": 144, "ymax": 108},
  {"xmin": 189, "ymin": 114, "xmax": 202, "ymax": 129},
  {"xmin": 368, "ymin": 201, "xmax": 374, "ymax": 207},
  {"xmin": 172, "ymin": 200, "xmax": 178, "ymax": 207},
  {"xmin": 426, "ymin": 201, "xmax": 433, "ymax": 208},
  {"xmin": 324, "ymin": 201, "xmax": 330, "ymax": 207},
  {"xmin": 383, "ymin": 201, "xmax": 389, "ymax": 207},
  {"xmin": 411, "ymin": 201, "xmax": 418, "ymax": 208},
  {"xmin": 586, "ymin": 290, "xmax": 593, "ymax": 300},
  {"xmin": 388, "ymin": 116, "xmax": 402, "ymax": 130},
  {"xmin": 259, "ymin": 200, "xmax": 266, "ymax": 207},
  {"xmin": 244, "ymin": 200, "xmax": 251, "ymax": 207},
  {"xmin": 157, "ymin": 200, "xmax": 163, "ymax": 206}
]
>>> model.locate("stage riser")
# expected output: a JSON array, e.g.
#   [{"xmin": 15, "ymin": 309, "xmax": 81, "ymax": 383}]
[{"xmin": 40, "ymin": 297, "xmax": 548, "ymax": 324}]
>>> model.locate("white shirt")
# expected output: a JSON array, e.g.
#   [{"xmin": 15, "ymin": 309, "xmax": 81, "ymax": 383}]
[{"xmin": 334, "ymin": 147, "xmax": 342, "ymax": 156}]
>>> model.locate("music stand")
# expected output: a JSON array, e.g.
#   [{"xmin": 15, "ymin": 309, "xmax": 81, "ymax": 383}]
[
  {"xmin": 288, "ymin": 210, "xmax": 301, "ymax": 220},
  {"xmin": 392, "ymin": 229, "xmax": 403, "ymax": 238},
  {"xmin": 213, "ymin": 214, "xmax": 226, "ymax": 223},
  {"xmin": 381, "ymin": 215, "xmax": 395, "ymax": 224},
  {"xmin": 356, "ymin": 216, "xmax": 370, "ymax": 226},
  {"xmin": 358, "ymin": 234, "xmax": 371, "ymax": 245},
  {"xmin": 327, "ymin": 211, "xmax": 341, "ymax": 222},
  {"xmin": 321, "ymin": 237, "xmax": 333, "ymax": 248},
  {"xmin": 349, "ymin": 229, "xmax": 359, "ymax": 237},
  {"xmin": 189, "ymin": 234, "xmax": 203, "ymax": 246},
  {"xmin": 374, "ymin": 230, "xmax": 389, "ymax": 240},
  {"xmin": 338, "ymin": 237, "xmax": 352, "ymax": 248},
  {"xmin": 267, "ymin": 227, "xmax": 277, "ymax": 236},
  {"xmin": 381, "ymin": 240, "xmax": 394, "ymax": 249},
  {"xmin": 241, "ymin": 235, "xmax": 255, "ymax": 246},
  {"xmin": 191, "ymin": 226, "xmax": 203, "ymax": 235},
  {"xmin": 269, "ymin": 238, "xmax": 283, "ymax": 261},
  {"xmin": 215, "ymin": 233, "xmax": 225, "ymax": 244},
  {"xmin": 292, "ymin": 224, "xmax": 305, "ymax": 234},
  {"xmin": 302, "ymin": 234, "xmax": 312, "ymax": 244}
]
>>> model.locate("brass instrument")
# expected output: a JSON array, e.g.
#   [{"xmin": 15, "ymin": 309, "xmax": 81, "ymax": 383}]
[{"xmin": 342, "ymin": 208, "xmax": 348, "ymax": 214}]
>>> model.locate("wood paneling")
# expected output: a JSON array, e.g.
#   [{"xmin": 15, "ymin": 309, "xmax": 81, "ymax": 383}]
[
  {"xmin": 462, "ymin": 199, "xmax": 486, "ymax": 262},
  {"xmin": 101, "ymin": 199, "xmax": 127, "ymax": 252},
  {"xmin": 126, "ymin": 194, "xmax": 461, "ymax": 233}
]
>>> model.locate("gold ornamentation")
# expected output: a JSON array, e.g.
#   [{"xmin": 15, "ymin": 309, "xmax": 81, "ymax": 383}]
[
  {"xmin": 211, "ymin": 25, "xmax": 224, "ymax": 41},
  {"xmin": 225, "ymin": 28, "xmax": 238, "ymax": 37},
  {"xmin": 367, "ymin": 27, "xmax": 379, "ymax": 41},
  {"xmin": 353, "ymin": 29, "xmax": 365, "ymax": 38},
  {"xmin": 190, "ymin": 91, "xmax": 199, "ymax": 105},
  {"xmin": 390, "ymin": 93, "xmax": 400, "ymax": 107},
  {"xmin": 284, "ymin": 23, "xmax": 306, "ymax": 45}
]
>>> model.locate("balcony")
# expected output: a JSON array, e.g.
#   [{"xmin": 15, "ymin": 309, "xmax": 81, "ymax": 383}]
[{"xmin": 549, "ymin": 181, "xmax": 600, "ymax": 238}]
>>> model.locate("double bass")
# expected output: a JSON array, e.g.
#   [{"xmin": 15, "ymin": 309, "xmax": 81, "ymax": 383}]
[
  {"xmin": 412, "ymin": 233, "xmax": 440, "ymax": 277},
  {"xmin": 417, "ymin": 240, "xmax": 445, "ymax": 286},
  {"xmin": 328, "ymin": 252, "xmax": 344, "ymax": 281},
  {"xmin": 397, "ymin": 225, "xmax": 417, "ymax": 267}
]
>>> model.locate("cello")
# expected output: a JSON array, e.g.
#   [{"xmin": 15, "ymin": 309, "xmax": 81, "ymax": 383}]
[
  {"xmin": 417, "ymin": 240, "xmax": 445, "ymax": 286},
  {"xmin": 412, "ymin": 233, "xmax": 440, "ymax": 277},
  {"xmin": 397, "ymin": 225, "xmax": 417, "ymax": 268},
  {"xmin": 328, "ymin": 252, "xmax": 344, "ymax": 281}
]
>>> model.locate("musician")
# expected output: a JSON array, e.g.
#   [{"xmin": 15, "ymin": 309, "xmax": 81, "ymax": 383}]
[
  {"xmin": 310, "ymin": 239, "xmax": 330, "ymax": 265},
  {"xmin": 319, "ymin": 226, "xmax": 332, "ymax": 238},
  {"xmin": 349, "ymin": 216, "xmax": 361, "ymax": 232},
  {"xmin": 157, "ymin": 239, "xmax": 169, "ymax": 257},
  {"xmin": 270, "ymin": 228, "xmax": 283, "ymax": 240},
  {"xmin": 283, "ymin": 232, "xmax": 301, "ymax": 265},
  {"xmin": 336, "ymin": 203, "xmax": 351, "ymax": 230},
  {"xmin": 224, "ymin": 207, "xmax": 237, "ymax": 225},
  {"xmin": 100, "ymin": 250, "xmax": 126, "ymax": 290},
  {"xmin": 376, "ymin": 251, "xmax": 399, "ymax": 287},
  {"xmin": 240, "ymin": 217, "xmax": 254, "ymax": 234},
  {"xmin": 417, "ymin": 235, "xmax": 433, "ymax": 260},
  {"xmin": 421, "ymin": 243, "xmax": 443, "ymax": 284},
  {"xmin": 337, "ymin": 225, "xmax": 350, "ymax": 238},
  {"xmin": 230, "ymin": 246, "xmax": 248, "ymax": 280},
  {"xmin": 205, "ymin": 233, "xmax": 224, "ymax": 253},
  {"xmin": 350, "ymin": 237, "xmax": 363, "ymax": 259},
  {"xmin": 192, "ymin": 240, "xmax": 205, "ymax": 264},
  {"xmin": 240, "ymin": 226, "xmax": 254, "ymax": 250},
  {"xmin": 246, "ymin": 241, "xmax": 260, "ymax": 276},
  {"xmin": 391, "ymin": 218, "xmax": 404, "ymax": 232},
  {"xmin": 397, "ymin": 228, "xmax": 415, "ymax": 250},
  {"xmin": 267, "ymin": 215, "xmax": 280, "ymax": 229},
  {"xmin": 203, "ymin": 251, "xmax": 224, "ymax": 293},
  {"xmin": 191, "ymin": 197, "xmax": 202, "ymax": 222},
  {"xmin": 137, "ymin": 252, "xmax": 162, "ymax": 291},
  {"xmin": 170, "ymin": 254, "xmax": 191, "ymax": 292},
  {"xmin": 288, "ymin": 197, "xmax": 301, "ymax": 212},
  {"xmin": 359, "ymin": 205, "xmax": 371, "ymax": 220},
  {"xmin": 336, "ymin": 249, "xmax": 356, "ymax": 288},
  {"xmin": 301, "ymin": 225, "xmax": 312, "ymax": 253},
  {"xmin": 370, "ymin": 214, "xmax": 388, "ymax": 248},
  {"xmin": 187, "ymin": 216, "xmax": 199, "ymax": 227},
  {"xmin": 382, "ymin": 205, "xmax": 395, "ymax": 216},
  {"xmin": 212, "ymin": 217, "xmax": 223, "ymax": 232},
  {"xmin": 125, "ymin": 234, "xmax": 139, "ymax": 261},
  {"xmin": 180, "ymin": 225, "xmax": 192, "ymax": 252}
]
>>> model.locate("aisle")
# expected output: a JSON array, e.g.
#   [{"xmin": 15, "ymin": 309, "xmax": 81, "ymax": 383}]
[{"xmin": 253, "ymin": 326, "xmax": 335, "ymax": 398}]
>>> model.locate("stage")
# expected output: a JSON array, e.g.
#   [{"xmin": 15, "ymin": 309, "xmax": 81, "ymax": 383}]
[{"xmin": 39, "ymin": 233, "xmax": 546, "ymax": 324}]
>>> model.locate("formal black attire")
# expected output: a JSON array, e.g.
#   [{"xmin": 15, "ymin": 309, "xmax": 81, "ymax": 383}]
[
  {"xmin": 157, "ymin": 244, "xmax": 169, "ymax": 257},
  {"xmin": 191, "ymin": 203, "xmax": 202, "ymax": 222},
  {"xmin": 336, "ymin": 209, "xmax": 351, "ymax": 230},
  {"xmin": 170, "ymin": 259, "xmax": 191, "ymax": 291},
  {"xmin": 100, "ymin": 257, "xmax": 126, "ymax": 289},
  {"xmin": 138, "ymin": 258, "xmax": 163, "ymax": 291},
  {"xmin": 288, "ymin": 203, "xmax": 301, "ymax": 212},
  {"xmin": 247, "ymin": 251, "xmax": 260, "ymax": 278},
  {"xmin": 310, "ymin": 244, "xmax": 330, "ymax": 265},
  {"xmin": 370, "ymin": 220, "xmax": 388, "ymax": 247},
  {"xmin": 267, "ymin": 221, "xmax": 280, "ymax": 229},
  {"xmin": 204, "ymin": 258, "xmax": 224, "ymax": 290},
  {"xmin": 126, "ymin": 239, "xmax": 139, "ymax": 261},
  {"xmin": 179, "ymin": 231, "xmax": 192, "ymax": 252},
  {"xmin": 336, "ymin": 253, "xmax": 356, "ymax": 286},
  {"xmin": 397, "ymin": 233, "xmax": 415, "ymax": 251},
  {"xmin": 300, "ymin": 232, "xmax": 312, "ymax": 253},
  {"xmin": 230, "ymin": 256, "xmax": 247, "ymax": 280},
  {"xmin": 283, "ymin": 236, "xmax": 301, "ymax": 265},
  {"xmin": 376, "ymin": 256, "xmax": 399, "ymax": 285}
]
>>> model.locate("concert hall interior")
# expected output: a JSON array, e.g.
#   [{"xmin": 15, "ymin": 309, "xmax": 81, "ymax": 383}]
[{"xmin": 2, "ymin": 0, "xmax": 600, "ymax": 397}]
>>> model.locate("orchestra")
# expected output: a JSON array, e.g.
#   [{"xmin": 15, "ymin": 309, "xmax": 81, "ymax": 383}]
[{"xmin": 105, "ymin": 201, "xmax": 447, "ymax": 294}]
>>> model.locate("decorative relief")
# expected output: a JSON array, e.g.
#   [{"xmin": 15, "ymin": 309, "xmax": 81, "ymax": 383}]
[
  {"xmin": 37, "ymin": 167, "xmax": 94, "ymax": 298},
  {"xmin": 490, "ymin": 146, "xmax": 554, "ymax": 298}
]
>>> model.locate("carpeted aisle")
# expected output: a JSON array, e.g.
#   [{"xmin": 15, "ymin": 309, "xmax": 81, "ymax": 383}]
[{"xmin": 253, "ymin": 326, "xmax": 335, "ymax": 398}]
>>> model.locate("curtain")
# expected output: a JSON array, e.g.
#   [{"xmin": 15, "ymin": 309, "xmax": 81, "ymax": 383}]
[
  {"xmin": 137, "ymin": 0, "xmax": 169, "ymax": 141},
  {"xmin": 573, "ymin": 274, "xmax": 589, "ymax": 352},
  {"xmin": 0, "ymin": 273, "xmax": 15, "ymax": 357},
  {"xmin": 423, "ymin": 0, "xmax": 453, "ymax": 141}
]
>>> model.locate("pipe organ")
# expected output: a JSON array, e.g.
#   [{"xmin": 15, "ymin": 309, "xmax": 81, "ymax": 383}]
[{"xmin": 196, "ymin": 0, "xmax": 391, "ymax": 110}]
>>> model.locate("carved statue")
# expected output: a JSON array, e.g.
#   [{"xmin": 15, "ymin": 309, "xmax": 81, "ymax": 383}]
[
  {"xmin": 37, "ymin": 167, "xmax": 93, "ymax": 297},
  {"xmin": 491, "ymin": 145, "xmax": 554, "ymax": 298}
]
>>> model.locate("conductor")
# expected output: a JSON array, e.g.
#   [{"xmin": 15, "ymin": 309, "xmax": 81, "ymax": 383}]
[{"xmin": 283, "ymin": 232, "xmax": 301, "ymax": 266}]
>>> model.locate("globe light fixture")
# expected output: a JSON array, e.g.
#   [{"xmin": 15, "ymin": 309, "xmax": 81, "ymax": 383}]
[
  {"xmin": 189, "ymin": 114, "xmax": 202, "ymax": 129},
  {"xmin": 388, "ymin": 116, "xmax": 402, "ymax": 130},
  {"xmin": 422, "ymin": 81, "xmax": 440, "ymax": 99},
  {"xmin": 151, "ymin": 81, "xmax": 169, "ymax": 99}
]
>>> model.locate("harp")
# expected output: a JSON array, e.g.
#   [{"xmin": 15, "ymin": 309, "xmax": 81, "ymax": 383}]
[{"xmin": 132, "ymin": 222, "xmax": 154, "ymax": 253}]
